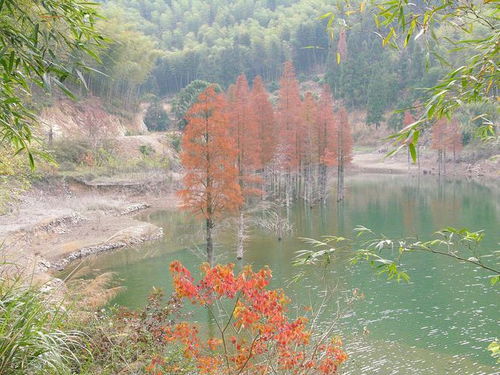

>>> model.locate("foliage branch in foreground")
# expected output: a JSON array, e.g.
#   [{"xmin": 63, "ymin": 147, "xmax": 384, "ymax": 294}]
[
  {"xmin": 296, "ymin": 226, "xmax": 499, "ymax": 285},
  {"xmin": 0, "ymin": 0, "xmax": 104, "ymax": 166},
  {"xmin": 146, "ymin": 261, "xmax": 348, "ymax": 374},
  {"xmin": 323, "ymin": 0, "xmax": 498, "ymax": 160}
]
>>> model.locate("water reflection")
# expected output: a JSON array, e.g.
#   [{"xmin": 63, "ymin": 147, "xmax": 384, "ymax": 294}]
[{"xmin": 69, "ymin": 175, "xmax": 499, "ymax": 373}]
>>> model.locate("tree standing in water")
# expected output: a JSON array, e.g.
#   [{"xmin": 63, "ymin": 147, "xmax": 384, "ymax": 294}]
[
  {"xmin": 336, "ymin": 107, "xmax": 353, "ymax": 202},
  {"xmin": 431, "ymin": 118, "xmax": 462, "ymax": 176},
  {"xmin": 227, "ymin": 74, "xmax": 261, "ymax": 260},
  {"xmin": 315, "ymin": 85, "xmax": 338, "ymax": 202},
  {"xmin": 179, "ymin": 86, "xmax": 242, "ymax": 265}
]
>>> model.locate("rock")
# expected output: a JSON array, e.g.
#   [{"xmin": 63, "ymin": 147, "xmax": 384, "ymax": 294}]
[
  {"xmin": 119, "ymin": 203, "xmax": 150, "ymax": 215},
  {"xmin": 51, "ymin": 222, "xmax": 163, "ymax": 270},
  {"xmin": 35, "ymin": 213, "xmax": 87, "ymax": 234}
]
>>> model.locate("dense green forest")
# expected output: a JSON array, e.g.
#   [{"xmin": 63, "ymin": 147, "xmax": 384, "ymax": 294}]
[{"xmin": 82, "ymin": 0, "xmax": 442, "ymax": 129}]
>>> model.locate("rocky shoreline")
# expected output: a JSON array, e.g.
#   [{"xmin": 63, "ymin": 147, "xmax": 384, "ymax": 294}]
[{"xmin": 50, "ymin": 223, "xmax": 163, "ymax": 270}]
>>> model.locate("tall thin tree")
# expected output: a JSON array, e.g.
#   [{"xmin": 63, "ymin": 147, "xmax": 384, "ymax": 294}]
[
  {"xmin": 227, "ymin": 74, "xmax": 261, "ymax": 259},
  {"xmin": 336, "ymin": 107, "xmax": 353, "ymax": 202},
  {"xmin": 179, "ymin": 86, "xmax": 243, "ymax": 265}
]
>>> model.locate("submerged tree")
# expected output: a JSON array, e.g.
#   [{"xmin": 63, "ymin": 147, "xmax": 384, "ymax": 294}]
[
  {"xmin": 227, "ymin": 74, "xmax": 261, "ymax": 260},
  {"xmin": 336, "ymin": 107, "xmax": 353, "ymax": 202},
  {"xmin": 315, "ymin": 86, "xmax": 338, "ymax": 202},
  {"xmin": 277, "ymin": 61, "xmax": 303, "ymax": 203},
  {"xmin": 431, "ymin": 118, "xmax": 463, "ymax": 176},
  {"xmin": 251, "ymin": 76, "xmax": 276, "ymax": 168},
  {"xmin": 178, "ymin": 86, "xmax": 242, "ymax": 265}
]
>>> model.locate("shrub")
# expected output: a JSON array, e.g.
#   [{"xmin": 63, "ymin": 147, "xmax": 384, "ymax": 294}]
[
  {"xmin": 0, "ymin": 148, "xmax": 34, "ymax": 214},
  {"xmin": 80, "ymin": 288, "xmax": 192, "ymax": 375},
  {"xmin": 51, "ymin": 139, "xmax": 92, "ymax": 166},
  {"xmin": 144, "ymin": 102, "xmax": 170, "ymax": 132},
  {"xmin": 51, "ymin": 139, "xmax": 117, "ymax": 168},
  {"xmin": 147, "ymin": 262, "xmax": 348, "ymax": 375},
  {"xmin": 170, "ymin": 134, "xmax": 182, "ymax": 153},
  {"xmin": 139, "ymin": 144, "xmax": 155, "ymax": 157}
]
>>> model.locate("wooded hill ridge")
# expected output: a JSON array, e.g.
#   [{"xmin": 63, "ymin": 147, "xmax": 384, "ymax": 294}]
[{"xmin": 84, "ymin": 0, "xmax": 440, "ymax": 130}]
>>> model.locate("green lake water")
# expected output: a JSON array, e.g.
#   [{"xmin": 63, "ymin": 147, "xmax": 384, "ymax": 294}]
[{"xmin": 73, "ymin": 174, "xmax": 499, "ymax": 374}]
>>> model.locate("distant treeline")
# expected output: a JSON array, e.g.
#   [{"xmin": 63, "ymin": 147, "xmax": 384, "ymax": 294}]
[{"xmin": 81, "ymin": 0, "xmax": 444, "ymax": 128}]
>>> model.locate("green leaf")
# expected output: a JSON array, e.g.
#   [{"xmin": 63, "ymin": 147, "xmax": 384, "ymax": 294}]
[{"xmin": 408, "ymin": 142, "xmax": 416, "ymax": 163}]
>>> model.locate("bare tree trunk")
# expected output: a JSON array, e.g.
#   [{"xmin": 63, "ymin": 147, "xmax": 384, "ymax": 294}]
[
  {"xmin": 236, "ymin": 211, "xmax": 245, "ymax": 260},
  {"xmin": 319, "ymin": 163, "xmax": 328, "ymax": 203},
  {"xmin": 443, "ymin": 150, "xmax": 447, "ymax": 175},
  {"xmin": 337, "ymin": 158, "xmax": 344, "ymax": 202},
  {"xmin": 407, "ymin": 149, "xmax": 410, "ymax": 174},
  {"xmin": 206, "ymin": 217, "xmax": 214, "ymax": 266}
]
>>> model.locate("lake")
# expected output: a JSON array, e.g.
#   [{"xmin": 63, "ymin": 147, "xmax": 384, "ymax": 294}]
[{"xmin": 72, "ymin": 174, "xmax": 499, "ymax": 374}]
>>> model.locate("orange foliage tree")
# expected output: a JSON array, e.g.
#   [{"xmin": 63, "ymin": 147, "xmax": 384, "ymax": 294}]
[
  {"xmin": 278, "ymin": 61, "xmax": 303, "ymax": 171},
  {"xmin": 179, "ymin": 86, "xmax": 243, "ymax": 265},
  {"xmin": 276, "ymin": 61, "xmax": 303, "ymax": 203},
  {"xmin": 227, "ymin": 74, "xmax": 262, "ymax": 259},
  {"xmin": 146, "ymin": 261, "xmax": 347, "ymax": 375},
  {"xmin": 315, "ymin": 86, "xmax": 338, "ymax": 202},
  {"xmin": 431, "ymin": 118, "xmax": 462, "ymax": 175},
  {"xmin": 251, "ymin": 75, "xmax": 276, "ymax": 169}
]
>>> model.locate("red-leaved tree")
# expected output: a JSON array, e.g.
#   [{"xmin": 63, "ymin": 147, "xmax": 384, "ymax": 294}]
[
  {"xmin": 251, "ymin": 75, "xmax": 276, "ymax": 168},
  {"xmin": 277, "ymin": 61, "xmax": 303, "ymax": 203},
  {"xmin": 179, "ymin": 86, "xmax": 243, "ymax": 265},
  {"xmin": 431, "ymin": 118, "xmax": 462, "ymax": 175},
  {"xmin": 227, "ymin": 74, "xmax": 262, "ymax": 259},
  {"xmin": 315, "ymin": 86, "xmax": 338, "ymax": 202},
  {"xmin": 146, "ymin": 261, "xmax": 348, "ymax": 375}
]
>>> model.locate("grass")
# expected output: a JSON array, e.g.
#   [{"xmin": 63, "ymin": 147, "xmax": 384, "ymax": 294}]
[{"xmin": 0, "ymin": 278, "xmax": 85, "ymax": 374}]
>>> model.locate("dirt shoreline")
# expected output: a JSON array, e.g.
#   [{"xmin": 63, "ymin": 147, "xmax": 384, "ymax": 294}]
[
  {"xmin": 0, "ymin": 179, "xmax": 179, "ymax": 284},
  {"xmin": 1, "ymin": 151, "xmax": 497, "ymax": 284}
]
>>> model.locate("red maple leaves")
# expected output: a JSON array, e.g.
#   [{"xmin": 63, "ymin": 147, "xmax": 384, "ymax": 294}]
[{"xmin": 151, "ymin": 261, "xmax": 347, "ymax": 375}]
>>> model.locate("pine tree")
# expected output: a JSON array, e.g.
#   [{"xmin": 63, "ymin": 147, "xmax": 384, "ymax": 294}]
[{"xmin": 179, "ymin": 86, "xmax": 243, "ymax": 265}]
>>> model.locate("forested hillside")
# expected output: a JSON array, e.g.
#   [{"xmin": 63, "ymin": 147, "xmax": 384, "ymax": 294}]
[{"xmin": 87, "ymin": 0, "xmax": 439, "ymax": 129}]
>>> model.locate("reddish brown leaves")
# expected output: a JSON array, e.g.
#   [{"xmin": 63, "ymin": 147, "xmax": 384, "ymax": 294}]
[
  {"xmin": 162, "ymin": 262, "xmax": 348, "ymax": 375},
  {"xmin": 178, "ymin": 86, "xmax": 243, "ymax": 219}
]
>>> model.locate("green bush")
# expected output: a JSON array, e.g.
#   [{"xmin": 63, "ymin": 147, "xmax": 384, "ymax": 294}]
[
  {"xmin": 51, "ymin": 139, "xmax": 117, "ymax": 169},
  {"xmin": 144, "ymin": 102, "xmax": 170, "ymax": 132},
  {"xmin": 139, "ymin": 144, "xmax": 155, "ymax": 157},
  {"xmin": 170, "ymin": 134, "xmax": 181, "ymax": 153},
  {"xmin": 171, "ymin": 80, "xmax": 220, "ymax": 130}
]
